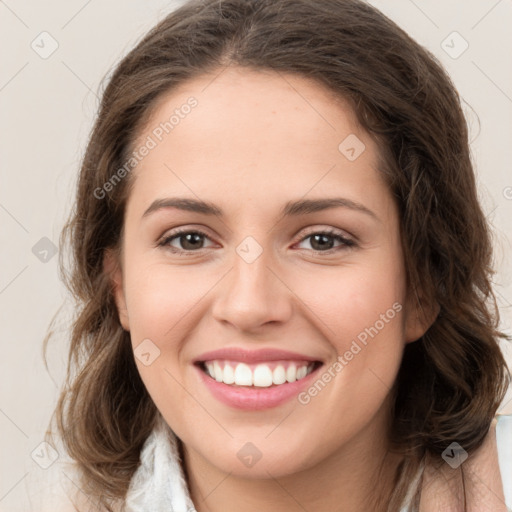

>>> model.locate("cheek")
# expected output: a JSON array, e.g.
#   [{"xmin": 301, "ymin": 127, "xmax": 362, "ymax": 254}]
[
  {"xmin": 296, "ymin": 255, "xmax": 405, "ymax": 350},
  {"xmin": 124, "ymin": 260, "xmax": 210, "ymax": 340},
  {"xmin": 291, "ymin": 251, "xmax": 406, "ymax": 410},
  {"xmin": 122, "ymin": 261, "xmax": 204, "ymax": 416}
]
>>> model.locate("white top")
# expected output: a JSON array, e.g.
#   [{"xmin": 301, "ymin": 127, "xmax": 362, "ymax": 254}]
[
  {"xmin": 498, "ymin": 415, "xmax": 512, "ymax": 510},
  {"xmin": 19, "ymin": 414, "xmax": 512, "ymax": 511}
]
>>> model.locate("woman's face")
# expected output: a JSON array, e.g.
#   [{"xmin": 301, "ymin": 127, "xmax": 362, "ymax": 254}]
[{"xmin": 110, "ymin": 66, "xmax": 426, "ymax": 478}]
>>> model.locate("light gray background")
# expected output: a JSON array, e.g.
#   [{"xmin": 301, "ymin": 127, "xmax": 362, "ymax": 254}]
[{"xmin": 1, "ymin": 0, "xmax": 511, "ymax": 509}]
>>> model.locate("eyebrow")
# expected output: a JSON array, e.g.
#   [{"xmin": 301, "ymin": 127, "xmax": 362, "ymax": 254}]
[{"xmin": 142, "ymin": 197, "xmax": 378, "ymax": 221}]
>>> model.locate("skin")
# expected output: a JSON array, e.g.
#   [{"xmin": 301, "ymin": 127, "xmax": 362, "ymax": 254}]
[{"xmin": 107, "ymin": 66, "xmax": 437, "ymax": 511}]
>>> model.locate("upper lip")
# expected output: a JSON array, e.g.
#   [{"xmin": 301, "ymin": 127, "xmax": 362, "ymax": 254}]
[{"xmin": 194, "ymin": 347, "xmax": 323, "ymax": 364}]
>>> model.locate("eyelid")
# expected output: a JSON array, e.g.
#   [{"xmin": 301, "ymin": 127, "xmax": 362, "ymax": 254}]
[{"xmin": 294, "ymin": 225, "xmax": 355, "ymax": 243}]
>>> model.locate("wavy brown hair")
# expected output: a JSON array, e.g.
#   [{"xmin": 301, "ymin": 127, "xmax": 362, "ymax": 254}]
[{"xmin": 44, "ymin": 0, "xmax": 510, "ymax": 510}]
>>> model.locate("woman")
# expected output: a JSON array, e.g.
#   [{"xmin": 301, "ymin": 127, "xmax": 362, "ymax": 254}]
[{"xmin": 39, "ymin": 0, "xmax": 511, "ymax": 510}]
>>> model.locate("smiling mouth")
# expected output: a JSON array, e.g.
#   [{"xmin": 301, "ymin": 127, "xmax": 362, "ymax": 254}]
[{"xmin": 196, "ymin": 360, "xmax": 323, "ymax": 388}]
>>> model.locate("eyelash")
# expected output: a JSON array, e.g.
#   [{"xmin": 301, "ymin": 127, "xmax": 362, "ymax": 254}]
[{"xmin": 157, "ymin": 227, "xmax": 357, "ymax": 256}]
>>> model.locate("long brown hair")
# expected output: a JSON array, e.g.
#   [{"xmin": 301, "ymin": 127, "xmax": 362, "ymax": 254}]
[{"xmin": 44, "ymin": 0, "xmax": 510, "ymax": 510}]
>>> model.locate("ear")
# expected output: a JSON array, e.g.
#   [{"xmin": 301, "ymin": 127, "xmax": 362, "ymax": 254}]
[
  {"xmin": 103, "ymin": 247, "xmax": 130, "ymax": 331},
  {"xmin": 403, "ymin": 287, "xmax": 439, "ymax": 343}
]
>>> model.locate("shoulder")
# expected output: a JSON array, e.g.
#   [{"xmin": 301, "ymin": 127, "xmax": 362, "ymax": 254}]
[{"xmin": 419, "ymin": 415, "xmax": 511, "ymax": 511}]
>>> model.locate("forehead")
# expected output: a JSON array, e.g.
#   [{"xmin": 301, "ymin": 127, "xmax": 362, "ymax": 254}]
[
  {"xmin": 137, "ymin": 66, "xmax": 363, "ymax": 152},
  {"xmin": 126, "ymin": 66, "xmax": 391, "ymax": 218}
]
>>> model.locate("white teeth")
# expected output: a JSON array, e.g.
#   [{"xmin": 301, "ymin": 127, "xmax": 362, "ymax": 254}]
[
  {"xmin": 272, "ymin": 365, "xmax": 287, "ymax": 385},
  {"xmin": 286, "ymin": 364, "xmax": 297, "ymax": 383},
  {"xmin": 213, "ymin": 361, "xmax": 223, "ymax": 382},
  {"xmin": 296, "ymin": 366, "xmax": 307, "ymax": 380},
  {"xmin": 234, "ymin": 363, "xmax": 253, "ymax": 386},
  {"xmin": 203, "ymin": 360, "xmax": 316, "ymax": 387},
  {"xmin": 253, "ymin": 364, "xmax": 273, "ymax": 387},
  {"xmin": 223, "ymin": 363, "xmax": 235, "ymax": 384}
]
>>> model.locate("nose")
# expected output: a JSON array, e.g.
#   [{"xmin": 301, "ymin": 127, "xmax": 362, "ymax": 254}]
[{"xmin": 211, "ymin": 247, "xmax": 293, "ymax": 333}]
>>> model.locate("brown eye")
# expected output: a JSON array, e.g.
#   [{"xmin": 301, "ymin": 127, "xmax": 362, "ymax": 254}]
[
  {"xmin": 296, "ymin": 229, "xmax": 356, "ymax": 253},
  {"xmin": 159, "ymin": 229, "xmax": 214, "ymax": 254}
]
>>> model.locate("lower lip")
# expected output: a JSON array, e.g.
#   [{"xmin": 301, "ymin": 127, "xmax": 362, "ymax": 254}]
[{"xmin": 195, "ymin": 363, "xmax": 322, "ymax": 410}]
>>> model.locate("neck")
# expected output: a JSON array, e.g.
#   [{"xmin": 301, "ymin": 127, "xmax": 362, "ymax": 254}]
[{"xmin": 182, "ymin": 404, "xmax": 402, "ymax": 512}]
